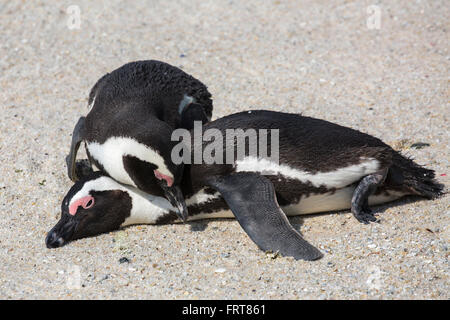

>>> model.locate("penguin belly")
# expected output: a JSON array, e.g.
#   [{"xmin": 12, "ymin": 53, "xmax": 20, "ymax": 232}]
[
  {"xmin": 282, "ymin": 186, "xmax": 406, "ymax": 216},
  {"xmin": 183, "ymin": 186, "xmax": 406, "ymax": 221}
]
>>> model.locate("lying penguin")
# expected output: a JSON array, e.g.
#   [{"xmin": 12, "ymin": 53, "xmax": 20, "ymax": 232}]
[
  {"xmin": 66, "ymin": 60, "xmax": 213, "ymax": 222},
  {"xmin": 47, "ymin": 110, "xmax": 443, "ymax": 260}
]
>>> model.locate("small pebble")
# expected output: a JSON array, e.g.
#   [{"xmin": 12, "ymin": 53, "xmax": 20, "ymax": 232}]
[
  {"xmin": 119, "ymin": 257, "xmax": 130, "ymax": 264},
  {"xmin": 410, "ymin": 142, "xmax": 430, "ymax": 149}
]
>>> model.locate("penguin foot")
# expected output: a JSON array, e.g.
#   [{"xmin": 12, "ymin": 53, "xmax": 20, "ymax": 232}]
[
  {"xmin": 352, "ymin": 206, "xmax": 378, "ymax": 224},
  {"xmin": 351, "ymin": 169, "xmax": 387, "ymax": 224}
]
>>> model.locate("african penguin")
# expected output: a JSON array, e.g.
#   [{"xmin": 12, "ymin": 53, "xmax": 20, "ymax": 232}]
[
  {"xmin": 47, "ymin": 110, "xmax": 444, "ymax": 261},
  {"xmin": 66, "ymin": 60, "xmax": 213, "ymax": 222}
]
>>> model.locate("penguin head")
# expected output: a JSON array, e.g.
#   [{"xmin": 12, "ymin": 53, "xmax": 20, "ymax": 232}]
[
  {"xmin": 45, "ymin": 172, "xmax": 133, "ymax": 248},
  {"xmin": 121, "ymin": 119, "xmax": 188, "ymax": 222}
]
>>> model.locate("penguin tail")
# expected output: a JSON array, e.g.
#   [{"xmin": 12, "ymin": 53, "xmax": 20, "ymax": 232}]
[{"xmin": 387, "ymin": 153, "xmax": 445, "ymax": 199}]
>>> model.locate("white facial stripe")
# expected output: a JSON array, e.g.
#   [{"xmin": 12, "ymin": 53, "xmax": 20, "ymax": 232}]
[
  {"xmin": 178, "ymin": 94, "xmax": 195, "ymax": 115},
  {"xmin": 236, "ymin": 157, "xmax": 380, "ymax": 188},
  {"xmin": 69, "ymin": 176, "xmax": 174, "ymax": 224},
  {"xmin": 87, "ymin": 136, "xmax": 172, "ymax": 187},
  {"xmin": 70, "ymin": 176, "xmax": 124, "ymax": 207}
]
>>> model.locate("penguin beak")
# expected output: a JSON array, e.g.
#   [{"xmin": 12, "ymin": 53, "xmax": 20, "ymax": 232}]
[
  {"xmin": 45, "ymin": 216, "xmax": 77, "ymax": 248},
  {"xmin": 158, "ymin": 182, "xmax": 188, "ymax": 222}
]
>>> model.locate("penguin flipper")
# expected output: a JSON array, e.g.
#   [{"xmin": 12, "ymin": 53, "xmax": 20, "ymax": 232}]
[
  {"xmin": 180, "ymin": 103, "xmax": 209, "ymax": 130},
  {"xmin": 206, "ymin": 172, "xmax": 323, "ymax": 261},
  {"xmin": 66, "ymin": 117, "xmax": 86, "ymax": 182}
]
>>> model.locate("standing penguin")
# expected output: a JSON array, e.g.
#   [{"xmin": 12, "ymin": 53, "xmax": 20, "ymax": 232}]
[
  {"xmin": 66, "ymin": 60, "xmax": 213, "ymax": 221},
  {"xmin": 47, "ymin": 111, "xmax": 443, "ymax": 261}
]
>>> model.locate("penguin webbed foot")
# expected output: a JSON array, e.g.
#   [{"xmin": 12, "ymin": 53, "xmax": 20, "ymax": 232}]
[
  {"xmin": 352, "ymin": 204, "xmax": 378, "ymax": 224},
  {"xmin": 351, "ymin": 170, "xmax": 387, "ymax": 224}
]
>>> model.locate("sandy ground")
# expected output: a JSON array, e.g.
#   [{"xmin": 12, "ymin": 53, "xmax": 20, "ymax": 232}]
[{"xmin": 0, "ymin": 0, "xmax": 448, "ymax": 299}]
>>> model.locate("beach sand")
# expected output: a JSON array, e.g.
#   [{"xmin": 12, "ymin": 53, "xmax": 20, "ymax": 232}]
[{"xmin": 0, "ymin": 0, "xmax": 448, "ymax": 299}]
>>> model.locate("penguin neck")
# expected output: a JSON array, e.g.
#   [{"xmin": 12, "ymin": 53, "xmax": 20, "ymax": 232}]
[{"xmin": 120, "ymin": 184, "xmax": 175, "ymax": 226}]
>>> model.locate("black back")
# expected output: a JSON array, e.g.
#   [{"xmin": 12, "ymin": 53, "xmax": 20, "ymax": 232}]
[
  {"xmin": 80, "ymin": 60, "xmax": 213, "ymax": 192},
  {"xmin": 187, "ymin": 110, "xmax": 392, "ymax": 182},
  {"xmin": 176, "ymin": 110, "xmax": 395, "ymax": 216},
  {"xmin": 84, "ymin": 60, "xmax": 213, "ymax": 143}
]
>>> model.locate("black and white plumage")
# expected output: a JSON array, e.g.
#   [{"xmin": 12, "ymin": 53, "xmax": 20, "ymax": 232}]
[
  {"xmin": 66, "ymin": 60, "xmax": 213, "ymax": 221},
  {"xmin": 48, "ymin": 111, "xmax": 444, "ymax": 260}
]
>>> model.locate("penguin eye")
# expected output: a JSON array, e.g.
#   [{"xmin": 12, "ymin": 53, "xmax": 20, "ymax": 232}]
[{"xmin": 82, "ymin": 197, "xmax": 95, "ymax": 209}]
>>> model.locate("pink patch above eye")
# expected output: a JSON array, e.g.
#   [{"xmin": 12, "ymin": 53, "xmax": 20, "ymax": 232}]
[
  {"xmin": 154, "ymin": 170, "xmax": 173, "ymax": 187},
  {"xmin": 69, "ymin": 196, "xmax": 95, "ymax": 215}
]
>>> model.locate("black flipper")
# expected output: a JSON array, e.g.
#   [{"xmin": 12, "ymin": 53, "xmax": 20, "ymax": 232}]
[
  {"xmin": 351, "ymin": 169, "xmax": 388, "ymax": 224},
  {"xmin": 65, "ymin": 117, "xmax": 86, "ymax": 182},
  {"xmin": 180, "ymin": 103, "xmax": 209, "ymax": 131},
  {"xmin": 206, "ymin": 172, "xmax": 323, "ymax": 261}
]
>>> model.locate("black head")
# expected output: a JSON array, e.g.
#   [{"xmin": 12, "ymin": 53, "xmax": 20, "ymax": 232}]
[
  {"xmin": 118, "ymin": 119, "xmax": 188, "ymax": 222},
  {"xmin": 45, "ymin": 172, "xmax": 132, "ymax": 248}
]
